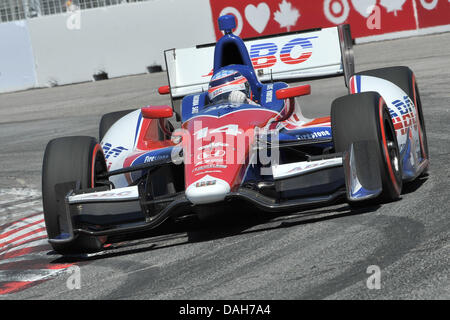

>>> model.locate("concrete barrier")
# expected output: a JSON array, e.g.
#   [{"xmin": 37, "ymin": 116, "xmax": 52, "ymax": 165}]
[
  {"xmin": 27, "ymin": 0, "xmax": 216, "ymax": 87},
  {"xmin": 0, "ymin": 21, "xmax": 37, "ymax": 93}
]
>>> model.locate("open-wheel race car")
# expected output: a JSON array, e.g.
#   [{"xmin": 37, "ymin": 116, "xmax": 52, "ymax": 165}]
[{"xmin": 42, "ymin": 15, "xmax": 429, "ymax": 254}]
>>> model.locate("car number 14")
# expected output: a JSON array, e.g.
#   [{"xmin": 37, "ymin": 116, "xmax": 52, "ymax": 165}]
[{"xmin": 194, "ymin": 124, "xmax": 240, "ymax": 140}]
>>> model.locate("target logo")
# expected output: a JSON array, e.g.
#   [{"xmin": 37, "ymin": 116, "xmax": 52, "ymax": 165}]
[
  {"xmin": 219, "ymin": 7, "xmax": 244, "ymax": 36},
  {"xmin": 323, "ymin": 0, "xmax": 350, "ymax": 24},
  {"xmin": 419, "ymin": 0, "xmax": 439, "ymax": 10}
]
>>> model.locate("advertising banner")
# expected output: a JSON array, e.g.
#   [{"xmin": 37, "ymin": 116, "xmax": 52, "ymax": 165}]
[{"xmin": 209, "ymin": 0, "xmax": 450, "ymax": 40}]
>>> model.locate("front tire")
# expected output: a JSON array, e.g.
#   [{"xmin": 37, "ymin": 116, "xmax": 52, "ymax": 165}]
[
  {"xmin": 332, "ymin": 92, "xmax": 403, "ymax": 203},
  {"xmin": 357, "ymin": 66, "xmax": 429, "ymax": 172},
  {"xmin": 42, "ymin": 136, "xmax": 107, "ymax": 254}
]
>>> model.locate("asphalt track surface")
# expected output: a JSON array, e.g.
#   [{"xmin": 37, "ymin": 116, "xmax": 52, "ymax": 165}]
[{"xmin": 0, "ymin": 33, "xmax": 449, "ymax": 300}]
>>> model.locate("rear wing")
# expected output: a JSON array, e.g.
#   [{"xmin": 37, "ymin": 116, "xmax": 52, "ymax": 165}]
[{"xmin": 163, "ymin": 25, "xmax": 354, "ymax": 99}]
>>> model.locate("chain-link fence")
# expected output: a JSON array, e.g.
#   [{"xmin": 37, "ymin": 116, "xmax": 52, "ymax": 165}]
[{"xmin": 0, "ymin": 0, "xmax": 148, "ymax": 23}]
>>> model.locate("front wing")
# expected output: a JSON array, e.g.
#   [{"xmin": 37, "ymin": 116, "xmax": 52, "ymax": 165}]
[{"xmin": 48, "ymin": 142, "xmax": 382, "ymax": 245}]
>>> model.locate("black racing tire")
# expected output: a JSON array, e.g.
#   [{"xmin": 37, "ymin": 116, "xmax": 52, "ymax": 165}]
[
  {"xmin": 99, "ymin": 109, "xmax": 136, "ymax": 141},
  {"xmin": 42, "ymin": 136, "xmax": 107, "ymax": 254},
  {"xmin": 332, "ymin": 92, "xmax": 403, "ymax": 203},
  {"xmin": 357, "ymin": 66, "xmax": 429, "ymax": 171}
]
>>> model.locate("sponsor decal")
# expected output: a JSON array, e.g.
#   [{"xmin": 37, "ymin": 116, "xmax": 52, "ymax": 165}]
[
  {"xmin": 195, "ymin": 180, "xmax": 217, "ymax": 188},
  {"xmin": 249, "ymin": 36, "xmax": 317, "ymax": 69},
  {"xmin": 300, "ymin": 130, "xmax": 331, "ymax": 140},
  {"xmin": 193, "ymin": 95, "xmax": 200, "ymax": 105},
  {"xmin": 287, "ymin": 159, "xmax": 336, "ymax": 174},
  {"xmin": 197, "ymin": 150, "xmax": 227, "ymax": 159},
  {"xmin": 195, "ymin": 149, "xmax": 227, "ymax": 166},
  {"xmin": 68, "ymin": 186, "xmax": 139, "ymax": 203},
  {"xmin": 144, "ymin": 154, "xmax": 170, "ymax": 163},
  {"xmin": 194, "ymin": 170, "xmax": 222, "ymax": 176},
  {"xmin": 71, "ymin": 190, "xmax": 134, "ymax": 200},
  {"xmin": 198, "ymin": 142, "xmax": 230, "ymax": 151},
  {"xmin": 201, "ymin": 36, "xmax": 318, "ymax": 77},
  {"xmin": 102, "ymin": 143, "xmax": 128, "ymax": 160},
  {"xmin": 273, "ymin": 157, "xmax": 342, "ymax": 179},
  {"xmin": 390, "ymin": 96, "xmax": 418, "ymax": 135},
  {"xmin": 193, "ymin": 164, "xmax": 228, "ymax": 172},
  {"xmin": 287, "ymin": 129, "xmax": 332, "ymax": 141},
  {"xmin": 192, "ymin": 95, "xmax": 200, "ymax": 114},
  {"xmin": 209, "ymin": 83, "xmax": 247, "ymax": 99},
  {"xmin": 130, "ymin": 147, "xmax": 174, "ymax": 167},
  {"xmin": 266, "ymin": 84, "xmax": 274, "ymax": 103},
  {"xmin": 90, "ymin": 190, "xmax": 133, "ymax": 198}
]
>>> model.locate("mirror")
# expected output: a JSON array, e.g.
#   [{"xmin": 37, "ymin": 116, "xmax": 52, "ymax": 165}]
[
  {"xmin": 158, "ymin": 85, "xmax": 170, "ymax": 95},
  {"xmin": 141, "ymin": 105, "xmax": 173, "ymax": 119},
  {"xmin": 276, "ymin": 84, "xmax": 311, "ymax": 100}
]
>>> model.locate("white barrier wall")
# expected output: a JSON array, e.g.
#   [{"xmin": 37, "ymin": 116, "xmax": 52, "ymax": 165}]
[
  {"xmin": 0, "ymin": 21, "xmax": 37, "ymax": 93},
  {"xmin": 27, "ymin": 0, "xmax": 216, "ymax": 87}
]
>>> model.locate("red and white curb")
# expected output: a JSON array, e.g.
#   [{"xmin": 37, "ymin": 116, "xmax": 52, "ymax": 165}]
[{"xmin": 0, "ymin": 189, "xmax": 76, "ymax": 295}]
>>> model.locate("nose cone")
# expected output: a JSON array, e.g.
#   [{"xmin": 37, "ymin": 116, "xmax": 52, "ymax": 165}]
[{"xmin": 186, "ymin": 175, "xmax": 231, "ymax": 205}]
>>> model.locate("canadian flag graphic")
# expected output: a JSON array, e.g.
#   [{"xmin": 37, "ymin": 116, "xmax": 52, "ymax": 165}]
[
  {"xmin": 274, "ymin": 0, "xmax": 301, "ymax": 31},
  {"xmin": 379, "ymin": 0, "xmax": 407, "ymax": 15}
]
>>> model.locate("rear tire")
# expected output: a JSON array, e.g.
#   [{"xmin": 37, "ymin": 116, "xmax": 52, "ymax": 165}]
[
  {"xmin": 332, "ymin": 92, "xmax": 402, "ymax": 203},
  {"xmin": 357, "ymin": 66, "xmax": 429, "ymax": 172},
  {"xmin": 42, "ymin": 136, "xmax": 107, "ymax": 254},
  {"xmin": 99, "ymin": 109, "xmax": 136, "ymax": 141}
]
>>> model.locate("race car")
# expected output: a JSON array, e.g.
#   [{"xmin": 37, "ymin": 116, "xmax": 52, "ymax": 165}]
[{"xmin": 42, "ymin": 15, "xmax": 429, "ymax": 254}]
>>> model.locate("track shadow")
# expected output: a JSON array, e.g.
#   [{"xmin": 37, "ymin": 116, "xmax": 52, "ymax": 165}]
[
  {"xmin": 401, "ymin": 173, "xmax": 429, "ymax": 195},
  {"xmin": 48, "ymin": 200, "xmax": 379, "ymax": 264},
  {"xmin": 186, "ymin": 202, "xmax": 379, "ymax": 242}
]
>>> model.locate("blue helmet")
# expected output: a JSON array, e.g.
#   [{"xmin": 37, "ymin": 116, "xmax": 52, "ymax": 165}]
[{"xmin": 208, "ymin": 70, "xmax": 251, "ymax": 103}]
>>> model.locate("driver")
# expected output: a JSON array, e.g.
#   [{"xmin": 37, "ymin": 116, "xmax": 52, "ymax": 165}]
[{"xmin": 208, "ymin": 70, "xmax": 259, "ymax": 106}]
